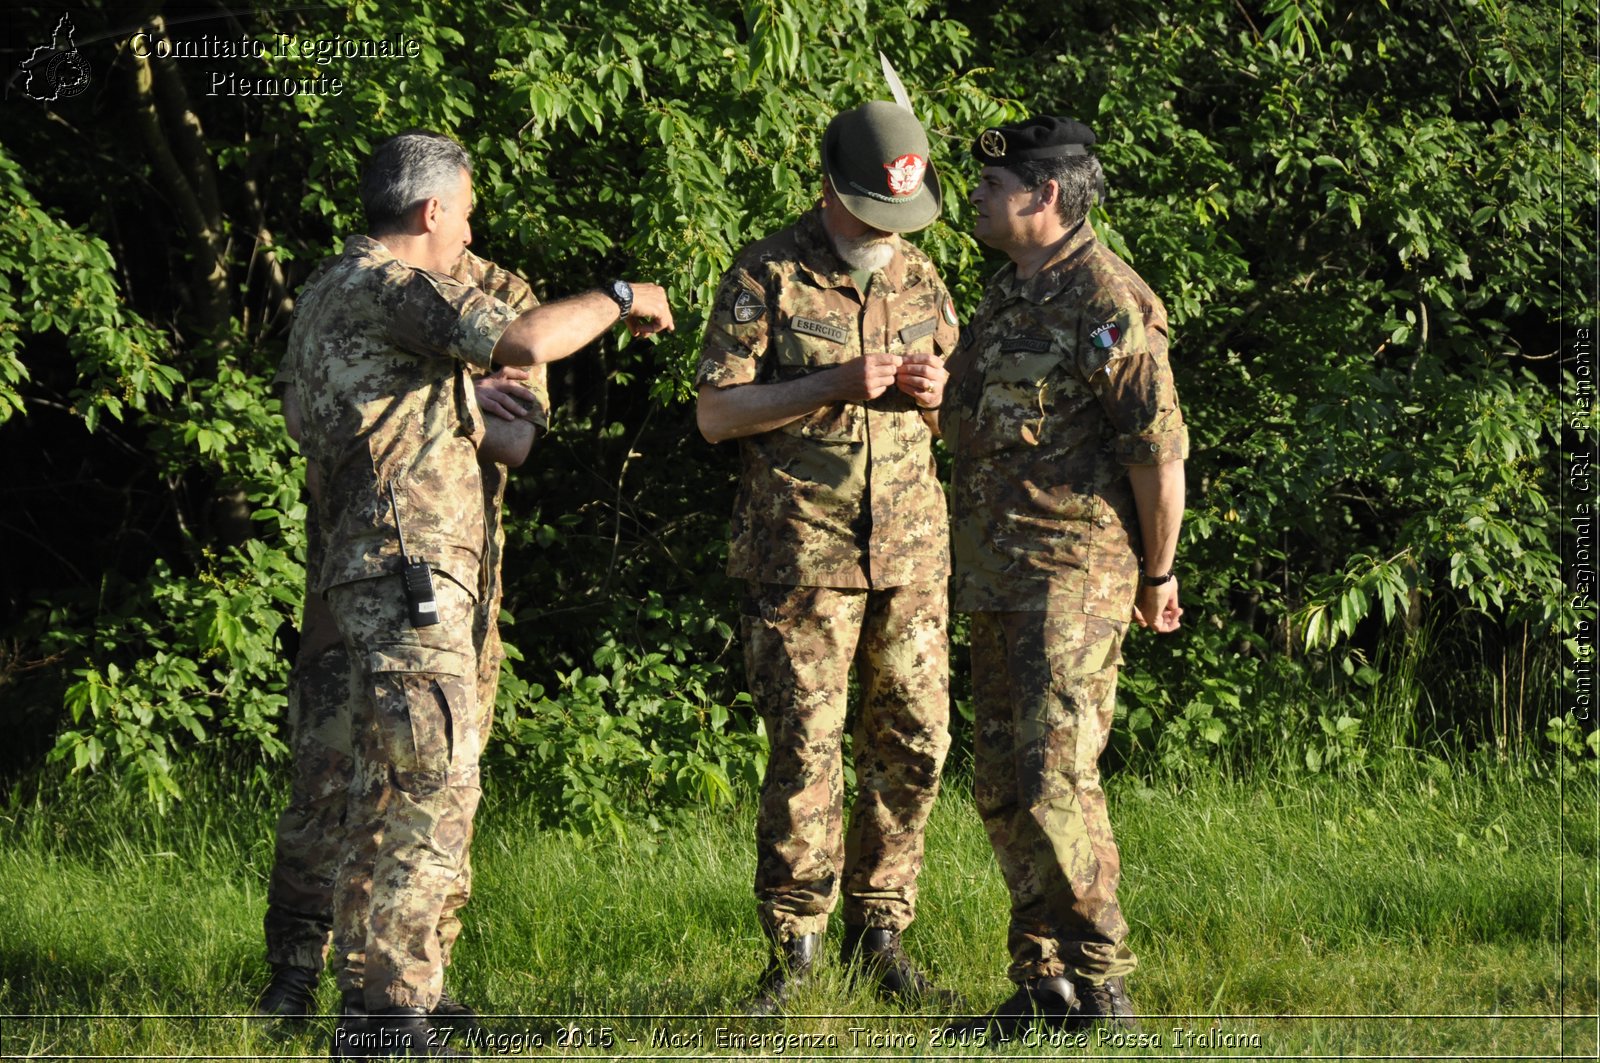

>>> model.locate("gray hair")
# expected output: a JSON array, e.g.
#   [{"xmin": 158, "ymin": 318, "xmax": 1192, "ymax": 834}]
[
  {"xmin": 1008, "ymin": 154, "xmax": 1104, "ymax": 229},
  {"xmin": 360, "ymin": 131, "xmax": 472, "ymax": 233}
]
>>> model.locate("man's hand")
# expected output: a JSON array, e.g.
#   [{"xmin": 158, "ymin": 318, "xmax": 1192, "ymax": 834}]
[
  {"xmin": 830, "ymin": 353, "xmax": 901, "ymax": 402},
  {"xmin": 625, "ymin": 283, "xmax": 676, "ymax": 338},
  {"xmin": 1132, "ymin": 578, "xmax": 1182, "ymax": 633},
  {"xmin": 895, "ymin": 352, "xmax": 948, "ymax": 409},
  {"xmin": 475, "ymin": 366, "xmax": 541, "ymax": 421}
]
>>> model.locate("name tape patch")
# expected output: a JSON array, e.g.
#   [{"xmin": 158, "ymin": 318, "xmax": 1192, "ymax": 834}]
[
  {"xmin": 999, "ymin": 336, "xmax": 1053, "ymax": 354},
  {"xmin": 791, "ymin": 316, "xmax": 850, "ymax": 344},
  {"xmin": 899, "ymin": 317, "xmax": 938, "ymax": 345}
]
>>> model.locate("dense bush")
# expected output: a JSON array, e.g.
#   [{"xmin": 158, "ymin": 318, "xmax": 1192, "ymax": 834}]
[{"xmin": 0, "ymin": 1, "xmax": 1591, "ymax": 830}]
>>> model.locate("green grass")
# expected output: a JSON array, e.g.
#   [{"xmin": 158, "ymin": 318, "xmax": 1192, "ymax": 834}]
[{"xmin": 0, "ymin": 763, "xmax": 1594, "ymax": 1059}]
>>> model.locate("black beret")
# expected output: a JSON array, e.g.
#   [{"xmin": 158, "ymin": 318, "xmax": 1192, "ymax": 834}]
[{"xmin": 971, "ymin": 116, "xmax": 1096, "ymax": 164}]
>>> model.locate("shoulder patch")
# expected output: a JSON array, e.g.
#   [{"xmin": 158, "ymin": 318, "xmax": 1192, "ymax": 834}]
[
  {"xmin": 999, "ymin": 335, "xmax": 1053, "ymax": 354},
  {"xmin": 1089, "ymin": 320, "xmax": 1122, "ymax": 349},
  {"xmin": 791, "ymin": 316, "xmax": 850, "ymax": 345},
  {"xmin": 733, "ymin": 288, "xmax": 765, "ymax": 324},
  {"xmin": 942, "ymin": 296, "xmax": 958, "ymax": 327}
]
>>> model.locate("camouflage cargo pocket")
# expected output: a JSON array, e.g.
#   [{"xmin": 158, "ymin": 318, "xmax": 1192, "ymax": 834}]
[{"xmin": 365, "ymin": 646, "xmax": 475, "ymax": 794}]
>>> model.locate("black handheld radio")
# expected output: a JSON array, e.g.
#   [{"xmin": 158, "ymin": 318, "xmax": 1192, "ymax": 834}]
[{"xmin": 387, "ymin": 483, "xmax": 439, "ymax": 628}]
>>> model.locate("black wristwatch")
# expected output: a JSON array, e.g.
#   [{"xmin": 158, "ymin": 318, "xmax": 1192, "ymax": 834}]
[
  {"xmin": 1141, "ymin": 571, "xmax": 1175, "ymax": 587},
  {"xmin": 603, "ymin": 279, "xmax": 633, "ymax": 320}
]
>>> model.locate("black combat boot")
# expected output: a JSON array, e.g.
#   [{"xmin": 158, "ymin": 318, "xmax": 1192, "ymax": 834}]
[
  {"xmin": 1070, "ymin": 976, "xmax": 1136, "ymax": 1028},
  {"xmin": 840, "ymin": 925, "xmax": 961, "ymax": 1008},
  {"xmin": 744, "ymin": 932, "xmax": 820, "ymax": 1016},
  {"xmin": 340, "ymin": 988, "xmax": 366, "ymax": 1018},
  {"xmin": 943, "ymin": 976, "xmax": 1077, "ymax": 1042},
  {"xmin": 329, "ymin": 988, "xmax": 371, "ymax": 1059},
  {"xmin": 256, "ymin": 963, "xmax": 319, "ymax": 1019},
  {"xmin": 429, "ymin": 989, "xmax": 482, "ymax": 1036}
]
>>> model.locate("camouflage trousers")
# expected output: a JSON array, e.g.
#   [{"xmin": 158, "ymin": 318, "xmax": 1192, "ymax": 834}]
[
  {"xmin": 325, "ymin": 572, "xmax": 483, "ymax": 1012},
  {"xmin": 741, "ymin": 580, "xmax": 951, "ymax": 941},
  {"xmin": 262, "ymin": 626, "xmax": 348, "ymax": 973},
  {"xmin": 970, "ymin": 610, "xmax": 1136, "ymax": 985},
  {"xmin": 264, "ymin": 592, "xmax": 501, "ymax": 979}
]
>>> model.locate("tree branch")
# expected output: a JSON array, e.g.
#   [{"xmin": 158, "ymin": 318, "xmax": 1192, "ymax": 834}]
[{"xmin": 124, "ymin": 17, "xmax": 230, "ymax": 339}]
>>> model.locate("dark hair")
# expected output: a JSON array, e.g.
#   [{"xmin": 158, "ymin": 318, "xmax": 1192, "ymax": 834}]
[
  {"xmin": 359, "ymin": 131, "xmax": 471, "ymax": 234},
  {"xmin": 1008, "ymin": 154, "xmax": 1103, "ymax": 229}
]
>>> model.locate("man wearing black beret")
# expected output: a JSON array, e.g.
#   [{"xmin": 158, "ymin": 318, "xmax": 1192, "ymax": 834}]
[{"xmin": 941, "ymin": 115, "xmax": 1189, "ymax": 1035}]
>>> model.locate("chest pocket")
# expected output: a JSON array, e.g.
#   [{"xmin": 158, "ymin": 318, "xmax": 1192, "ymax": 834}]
[
  {"xmin": 770, "ymin": 320, "xmax": 864, "ymax": 445},
  {"xmin": 971, "ymin": 347, "xmax": 1063, "ymax": 456}
]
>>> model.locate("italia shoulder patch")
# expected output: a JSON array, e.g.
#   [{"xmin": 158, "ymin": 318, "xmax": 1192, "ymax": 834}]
[
  {"xmin": 942, "ymin": 296, "xmax": 958, "ymax": 327},
  {"xmin": 732, "ymin": 288, "xmax": 765, "ymax": 324},
  {"xmin": 1089, "ymin": 320, "xmax": 1121, "ymax": 349}
]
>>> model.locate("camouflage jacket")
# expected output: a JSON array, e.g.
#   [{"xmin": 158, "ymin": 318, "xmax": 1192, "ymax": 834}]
[
  {"xmin": 944, "ymin": 221, "xmax": 1188, "ymax": 615},
  {"xmin": 275, "ymin": 249, "xmax": 544, "ymax": 611},
  {"xmin": 286, "ymin": 236, "xmax": 521, "ymax": 596},
  {"xmin": 698, "ymin": 209, "xmax": 958, "ymax": 588}
]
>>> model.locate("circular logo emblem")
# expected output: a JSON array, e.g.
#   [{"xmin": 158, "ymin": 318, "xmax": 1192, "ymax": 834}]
[
  {"xmin": 46, "ymin": 50, "xmax": 91, "ymax": 99},
  {"xmin": 979, "ymin": 129, "xmax": 1007, "ymax": 160}
]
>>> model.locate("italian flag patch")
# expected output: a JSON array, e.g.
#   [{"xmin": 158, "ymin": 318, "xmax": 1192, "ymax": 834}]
[{"xmin": 1089, "ymin": 320, "xmax": 1121, "ymax": 349}]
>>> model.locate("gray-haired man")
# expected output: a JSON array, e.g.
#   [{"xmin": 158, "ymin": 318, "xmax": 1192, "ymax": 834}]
[{"xmin": 283, "ymin": 130, "xmax": 674, "ymax": 1056}]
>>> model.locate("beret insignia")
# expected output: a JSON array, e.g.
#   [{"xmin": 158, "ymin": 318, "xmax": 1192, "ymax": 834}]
[{"xmin": 973, "ymin": 116, "xmax": 1095, "ymax": 163}]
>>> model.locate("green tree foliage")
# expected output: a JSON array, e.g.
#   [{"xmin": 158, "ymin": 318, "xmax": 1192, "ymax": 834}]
[{"xmin": 0, "ymin": 1, "xmax": 1590, "ymax": 821}]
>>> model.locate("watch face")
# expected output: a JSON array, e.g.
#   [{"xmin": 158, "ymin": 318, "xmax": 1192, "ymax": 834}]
[{"xmin": 610, "ymin": 279, "xmax": 633, "ymax": 311}]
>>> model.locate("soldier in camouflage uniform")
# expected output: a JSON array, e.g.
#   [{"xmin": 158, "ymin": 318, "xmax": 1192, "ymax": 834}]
[
  {"xmin": 285, "ymin": 131, "xmax": 672, "ymax": 1057},
  {"xmin": 941, "ymin": 117, "xmax": 1188, "ymax": 1036},
  {"xmin": 257, "ymin": 252, "xmax": 547, "ymax": 1023},
  {"xmin": 696, "ymin": 102, "xmax": 961, "ymax": 1014}
]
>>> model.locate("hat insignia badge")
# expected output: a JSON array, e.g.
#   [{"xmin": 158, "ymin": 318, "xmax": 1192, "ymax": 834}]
[
  {"xmin": 979, "ymin": 129, "xmax": 1007, "ymax": 159},
  {"xmin": 884, "ymin": 153, "xmax": 926, "ymax": 197}
]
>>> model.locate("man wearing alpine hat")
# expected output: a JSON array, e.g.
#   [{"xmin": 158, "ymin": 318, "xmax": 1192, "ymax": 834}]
[
  {"xmin": 941, "ymin": 115, "xmax": 1188, "ymax": 1034},
  {"xmin": 696, "ymin": 100, "xmax": 961, "ymax": 1014}
]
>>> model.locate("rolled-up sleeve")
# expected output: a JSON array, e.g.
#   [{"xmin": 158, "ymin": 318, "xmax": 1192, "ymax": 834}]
[
  {"xmin": 390, "ymin": 269, "xmax": 520, "ymax": 371},
  {"xmin": 696, "ymin": 269, "xmax": 770, "ymax": 390},
  {"xmin": 1078, "ymin": 297, "xmax": 1188, "ymax": 466}
]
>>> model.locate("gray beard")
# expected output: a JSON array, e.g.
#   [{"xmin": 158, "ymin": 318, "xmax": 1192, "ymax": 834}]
[{"xmin": 833, "ymin": 231, "xmax": 899, "ymax": 272}]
